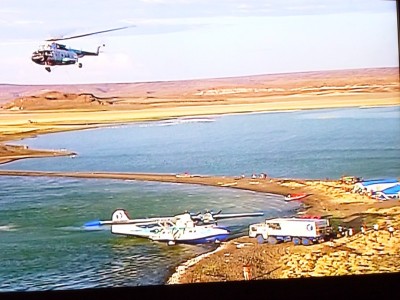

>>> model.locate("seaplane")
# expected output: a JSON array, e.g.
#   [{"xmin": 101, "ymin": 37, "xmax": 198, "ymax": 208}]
[{"xmin": 84, "ymin": 209, "xmax": 264, "ymax": 246}]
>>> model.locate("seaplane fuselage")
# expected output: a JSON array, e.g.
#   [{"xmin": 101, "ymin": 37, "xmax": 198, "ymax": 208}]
[{"xmin": 110, "ymin": 211, "xmax": 230, "ymax": 245}]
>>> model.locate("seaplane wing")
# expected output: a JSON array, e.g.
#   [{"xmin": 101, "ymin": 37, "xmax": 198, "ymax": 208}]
[
  {"xmin": 212, "ymin": 212, "xmax": 264, "ymax": 220},
  {"xmin": 190, "ymin": 211, "xmax": 264, "ymax": 223},
  {"xmin": 84, "ymin": 209, "xmax": 176, "ymax": 228},
  {"xmin": 84, "ymin": 218, "xmax": 171, "ymax": 227}
]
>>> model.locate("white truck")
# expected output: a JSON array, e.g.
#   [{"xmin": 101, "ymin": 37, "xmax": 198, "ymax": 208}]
[{"xmin": 248, "ymin": 217, "xmax": 332, "ymax": 246}]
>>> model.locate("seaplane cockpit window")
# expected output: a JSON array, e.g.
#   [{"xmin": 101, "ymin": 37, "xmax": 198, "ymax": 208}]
[{"xmin": 137, "ymin": 224, "xmax": 160, "ymax": 229}]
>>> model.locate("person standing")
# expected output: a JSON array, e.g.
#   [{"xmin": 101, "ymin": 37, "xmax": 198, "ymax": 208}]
[
  {"xmin": 348, "ymin": 227, "xmax": 353, "ymax": 237},
  {"xmin": 338, "ymin": 225, "xmax": 343, "ymax": 238},
  {"xmin": 243, "ymin": 264, "xmax": 252, "ymax": 280},
  {"xmin": 388, "ymin": 226, "xmax": 394, "ymax": 238},
  {"xmin": 360, "ymin": 225, "xmax": 366, "ymax": 235},
  {"xmin": 373, "ymin": 223, "xmax": 379, "ymax": 241}
]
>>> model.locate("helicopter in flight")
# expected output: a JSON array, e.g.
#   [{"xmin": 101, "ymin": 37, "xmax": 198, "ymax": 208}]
[{"xmin": 31, "ymin": 26, "xmax": 132, "ymax": 73}]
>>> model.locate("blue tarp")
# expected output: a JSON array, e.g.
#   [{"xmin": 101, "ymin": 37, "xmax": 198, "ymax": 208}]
[
  {"xmin": 360, "ymin": 178, "xmax": 399, "ymax": 186},
  {"xmin": 381, "ymin": 184, "xmax": 400, "ymax": 195}
]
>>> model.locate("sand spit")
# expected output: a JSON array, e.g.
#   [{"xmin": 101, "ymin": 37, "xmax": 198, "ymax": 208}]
[{"xmin": 0, "ymin": 144, "xmax": 75, "ymax": 164}]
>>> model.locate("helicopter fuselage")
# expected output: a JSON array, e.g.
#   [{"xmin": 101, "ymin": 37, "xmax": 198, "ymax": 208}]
[
  {"xmin": 32, "ymin": 43, "xmax": 77, "ymax": 65},
  {"xmin": 31, "ymin": 42, "xmax": 100, "ymax": 72}
]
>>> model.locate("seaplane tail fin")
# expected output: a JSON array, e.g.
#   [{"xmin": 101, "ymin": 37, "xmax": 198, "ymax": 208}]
[{"xmin": 112, "ymin": 209, "xmax": 131, "ymax": 222}]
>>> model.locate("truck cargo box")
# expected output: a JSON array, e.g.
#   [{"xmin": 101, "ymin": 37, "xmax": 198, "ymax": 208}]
[{"xmin": 249, "ymin": 217, "xmax": 332, "ymax": 245}]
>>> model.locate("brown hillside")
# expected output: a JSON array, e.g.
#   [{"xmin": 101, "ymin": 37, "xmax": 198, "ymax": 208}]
[{"xmin": 1, "ymin": 91, "xmax": 115, "ymax": 110}]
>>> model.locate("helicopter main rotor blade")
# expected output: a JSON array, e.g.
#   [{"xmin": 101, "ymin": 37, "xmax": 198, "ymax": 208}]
[{"xmin": 45, "ymin": 25, "xmax": 135, "ymax": 42}]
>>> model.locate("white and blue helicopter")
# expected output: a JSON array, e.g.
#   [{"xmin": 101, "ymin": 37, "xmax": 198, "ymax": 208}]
[
  {"xmin": 31, "ymin": 26, "xmax": 133, "ymax": 73},
  {"xmin": 84, "ymin": 209, "xmax": 264, "ymax": 246}
]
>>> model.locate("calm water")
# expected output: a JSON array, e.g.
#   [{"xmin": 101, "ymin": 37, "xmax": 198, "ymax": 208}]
[
  {"xmin": 1, "ymin": 106, "xmax": 399, "ymax": 291},
  {"xmin": 3, "ymin": 107, "xmax": 400, "ymax": 178}
]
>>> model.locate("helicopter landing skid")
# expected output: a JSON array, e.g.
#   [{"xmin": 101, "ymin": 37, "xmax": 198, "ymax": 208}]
[{"xmin": 45, "ymin": 66, "xmax": 51, "ymax": 72}]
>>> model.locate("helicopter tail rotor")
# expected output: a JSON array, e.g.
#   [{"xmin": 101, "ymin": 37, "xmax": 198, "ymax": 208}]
[{"xmin": 96, "ymin": 44, "xmax": 106, "ymax": 55}]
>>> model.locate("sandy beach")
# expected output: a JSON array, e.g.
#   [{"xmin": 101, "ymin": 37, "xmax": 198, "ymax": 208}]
[{"xmin": 0, "ymin": 67, "xmax": 399, "ymax": 285}]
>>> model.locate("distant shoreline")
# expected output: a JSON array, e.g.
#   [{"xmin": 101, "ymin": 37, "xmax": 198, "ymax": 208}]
[{"xmin": 1, "ymin": 103, "xmax": 398, "ymax": 165}]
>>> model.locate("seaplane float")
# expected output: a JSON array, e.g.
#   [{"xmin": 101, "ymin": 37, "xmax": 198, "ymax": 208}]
[{"xmin": 84, "ymin": 209, "xmax": 264, "ymax": 246}]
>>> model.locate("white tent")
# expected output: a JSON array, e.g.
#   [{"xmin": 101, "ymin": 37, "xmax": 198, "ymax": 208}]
[{"xmin": 352, "ymin": 179, "xmax": 399, "ymax": 194}]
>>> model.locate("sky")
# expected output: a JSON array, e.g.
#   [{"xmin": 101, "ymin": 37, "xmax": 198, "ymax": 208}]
[{"xmin": 0, "ymin": 0, "xmax": 398, "ymax": 85}]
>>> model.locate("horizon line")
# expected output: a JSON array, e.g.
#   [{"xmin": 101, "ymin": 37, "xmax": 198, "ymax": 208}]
[{"xmin": 1, "ymin": 66, "xmax": 398, "ymax": 87}]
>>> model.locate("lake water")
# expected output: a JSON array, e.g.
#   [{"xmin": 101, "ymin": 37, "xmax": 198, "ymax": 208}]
[
  {"xmin": 3, "ymin": 107, "xmax": 400, "ymax": 178},
  {"xmin": 0, "ymin": 106, "xmax": 399, "ymax": 291}
]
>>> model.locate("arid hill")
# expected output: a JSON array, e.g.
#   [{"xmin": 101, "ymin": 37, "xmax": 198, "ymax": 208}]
[
  {"xmin": 1, "ymin": 67, "xmax": 398, "ymax": 111},
  {"xmin": 2, "ymin": 91, "xmax": 114, "ymax": 110},
  {"xmin": 0, "ymin": 67, "xmax": 400, "ymax": 104}
]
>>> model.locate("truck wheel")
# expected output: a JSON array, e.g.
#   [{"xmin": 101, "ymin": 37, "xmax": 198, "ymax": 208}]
[
  {"xmin": 267, "ymin": 236, "xmax": 278, "ymax": 245},
  {"xmin": 293, "ymin": 237, "xmax": 301, "ymax": 245},
  {"xmin": 256, "ymin": 235, "xmax": 265, "ymax": 244},
  {"xmin": 301, "ymin": 238, "xmax": 312, "ymax": 246}
]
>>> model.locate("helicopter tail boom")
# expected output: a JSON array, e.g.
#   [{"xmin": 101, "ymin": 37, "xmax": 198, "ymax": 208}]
[{"xmin": 74, "ymin": 44, "xmax": 104, "ymax": 58}]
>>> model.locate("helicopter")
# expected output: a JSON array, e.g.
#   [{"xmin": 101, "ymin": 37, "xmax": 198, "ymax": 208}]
[
  {"xmin": 31, "ymin": 26, "xmax": 133, "ymax": 73},
  {"xmin": 84, "ymin": 208, "xmax": 264, "ymax": 246}
]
